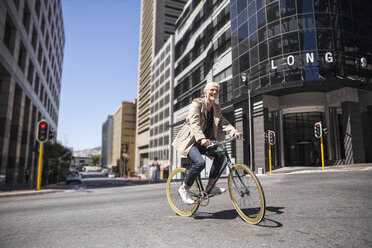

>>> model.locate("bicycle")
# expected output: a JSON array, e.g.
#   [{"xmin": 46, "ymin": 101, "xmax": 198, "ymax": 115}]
[{"xmin": 166, "ymin": 136, "xmax": 266, "ymax": 224}]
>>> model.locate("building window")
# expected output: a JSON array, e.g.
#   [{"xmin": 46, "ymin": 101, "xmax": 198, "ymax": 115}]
[
  {"xmin": 31, "ymin": 26, "xmax": 38, "ymax": 50},
  {"xmin": 41, "ymin": 15, "xmax": 46, "ymax": 36},
  {"xmin": 22, "ymin": 3, "xmax": 31, "ymax": 33},
  {"xmin": 34, "ymin": 74, "xmax": 40, "ymax": 95},
  {"xmin": 35, "ymin": 0, "xmax": 42, "ymax": 18},
  {"xmin": 18, "ymin": 42, "xmax": 27, "ymax": 72},
  {"xmin": 13, "ymin": 0, "xmax": 20, "ymax": 9},
  {"xmin": 3, "ymin": 15, "xmax": 16, "ymax": 54},
  {"xmin": 27, "ymin": 61, "xmax": 34, "ymax": 85}
]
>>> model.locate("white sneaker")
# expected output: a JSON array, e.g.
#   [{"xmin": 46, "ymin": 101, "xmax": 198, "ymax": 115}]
[
  {"xmin": 207, "ymin": 186, "xmax": 226, "ymax": 195},
  {"xmin": 178, "ymin": 186, "xmax": 195, "ymax": 205}
]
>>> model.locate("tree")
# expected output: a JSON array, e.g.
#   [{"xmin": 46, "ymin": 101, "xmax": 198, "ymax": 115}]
[
  {"xmin": 89, "ymin": 154, "xmax": 101, "ymax": 167},
  {"xmin": 42, "ymin": 142, "xmax": 72, "ymax": 184}
]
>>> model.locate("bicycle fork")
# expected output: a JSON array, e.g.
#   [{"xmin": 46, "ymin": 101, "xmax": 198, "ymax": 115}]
[{"xmin": 228, "ymin": 164, "xmax": 251, "ymax": 197}]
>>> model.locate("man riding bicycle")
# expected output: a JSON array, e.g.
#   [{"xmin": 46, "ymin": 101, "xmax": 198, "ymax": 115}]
[{"xmin": 172, "ymin": 82, "xmax": 243, "ymax": 204}]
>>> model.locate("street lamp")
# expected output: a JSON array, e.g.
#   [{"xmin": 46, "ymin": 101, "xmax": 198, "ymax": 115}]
[{"xmin": 241, "ymin": 72, "xmax": 253, "ymax": 170}]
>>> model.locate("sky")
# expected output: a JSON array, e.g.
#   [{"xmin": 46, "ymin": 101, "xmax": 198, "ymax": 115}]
[{"xmin": 57, "ymin": 0, "xmax": 141, "ymax": 151}]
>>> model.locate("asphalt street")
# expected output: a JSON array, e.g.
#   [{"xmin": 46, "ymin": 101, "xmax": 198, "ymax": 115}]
[{"xmin": 0, "ymin": 169, "xmax": 371, "ymax": 248}]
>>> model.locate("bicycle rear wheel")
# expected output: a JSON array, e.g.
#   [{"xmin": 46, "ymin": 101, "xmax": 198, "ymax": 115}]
[
  {"xmin": 228, "ymin": 164, "xmax": 265, "ymax": 224},
  {"xmin": 166, "ymin": 168, "xmax": 200, "ymax": 216}
]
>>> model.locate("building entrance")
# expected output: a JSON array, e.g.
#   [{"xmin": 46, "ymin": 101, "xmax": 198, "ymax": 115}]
[{"xmin": 283, "ymin": 112, "xmax": 324, "ymax": 166}]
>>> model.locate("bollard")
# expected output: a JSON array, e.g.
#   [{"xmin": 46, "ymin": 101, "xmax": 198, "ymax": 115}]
[
  {"xmin": 269, "ymin": 144, "xmax": 272, "ymax": 174},
  {"xmin": 36, "ymin": 142, "xmax": 44, "ymax": 190}
]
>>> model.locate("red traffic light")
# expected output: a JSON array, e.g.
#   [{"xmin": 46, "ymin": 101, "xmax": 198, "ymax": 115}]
[
  {"xmin": 36, "ymin": 120, "xmax": 49, "ymax": 142},
  {"xmin": 314, "ymin": 122, "xmax": 322, "ymax": 138},
  {"xmin": 268, "ymin": 130, "xmax": 275, "ymax": 145}
]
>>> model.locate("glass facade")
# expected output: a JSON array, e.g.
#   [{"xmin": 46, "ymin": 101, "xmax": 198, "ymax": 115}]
[
  {"xmin": 227, "ymin": 0, "xmax": 372, "ymax": 103},
  {"xmin": 174, "ymin": 0, "xmax": 231, "ymax": 112}
]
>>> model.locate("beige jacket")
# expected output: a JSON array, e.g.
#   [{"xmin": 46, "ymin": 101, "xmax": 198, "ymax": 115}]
[{"xmin": 172, "ymin": 98, "xmax": 238, "ymax": 156}]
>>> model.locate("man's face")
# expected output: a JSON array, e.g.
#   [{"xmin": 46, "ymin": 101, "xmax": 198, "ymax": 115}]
[{"xmin": 205, "ymin": 85, "xmax": 219, "ymax": 102}]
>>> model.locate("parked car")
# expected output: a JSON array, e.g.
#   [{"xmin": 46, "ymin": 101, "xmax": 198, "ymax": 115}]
[
  {"xmin": 101, "ymin": 169, "xmax": 108, "ymax": 176},
  {"xmin": 108, "ymin": 172, "xmax": 118, "ymax": 178},
  {"xmin": 66, "ymin": 170, "xmax": 82, "ymax": 184}
]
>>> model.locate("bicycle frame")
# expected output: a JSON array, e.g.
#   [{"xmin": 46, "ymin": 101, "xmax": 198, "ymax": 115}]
[{"xmin": 187, "ymin": 143, "xmax": 244, "ymax": 198}]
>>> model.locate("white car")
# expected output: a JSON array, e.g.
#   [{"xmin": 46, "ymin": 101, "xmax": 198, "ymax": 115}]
[
  {"xmin": 108, "ymin": 172, "xmax": 118, "ymax": 178},
  {"xmin": 66, "ymin": 170, "xmax": 82, "ymax": 184}
]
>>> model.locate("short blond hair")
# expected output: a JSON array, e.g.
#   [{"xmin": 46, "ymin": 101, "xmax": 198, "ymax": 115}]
[{"xmin": 204, "ymin": 82, "xmax": 220, "ymax": 93}]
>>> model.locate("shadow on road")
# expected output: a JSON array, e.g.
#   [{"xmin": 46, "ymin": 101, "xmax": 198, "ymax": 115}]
[
  {"xmin": 194, "ymin": 209, "xmax": 239, "ymax": 220},
  {"xmin": 256, "ymin": 206, "xmax": 285, "ymax": 228},
  {"xmin": 265, "ymin": 206, "xmax": 285, "ymax": 215},
  {"xmin": 193, "ymin": 206, "xmax": 284, "ymax": 227}
]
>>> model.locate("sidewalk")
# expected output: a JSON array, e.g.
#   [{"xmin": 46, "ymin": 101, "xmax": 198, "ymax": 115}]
[
  {"xmin": 0, "ymin": 182, "xmax": 71, "ymax": 198},
  {"xmin": 263, "ymin": 163, "xmax": 372, "ymax": 175}
]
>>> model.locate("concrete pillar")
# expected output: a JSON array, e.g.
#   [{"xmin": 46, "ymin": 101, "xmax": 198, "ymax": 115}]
[
  {"xmin": 18, "ymin": 97, "xmax": 32, "ymax": 184},
  {"xmin": 234, "ymin": 107, "xmax": 244, "ymax": 164},
  {"xmin": 341, "ymin": 101, "xmax": 365, "ymax": 164},
  {"xmin": 0, "ymin": 76, "xmax": 16, "ymax": 185},
  {"xmin": 27, "ymin": 105, "xmax": 38, "ymax": 187},
  {"xmin": 233, "ymin": 100, "xmax": 251, "ymax": 166},
  {"xmin": 252, "ymin": 98, "xmax": 268, "ymax": 173},
  {"xmin": 362, "ymin": 105, "xmax": 372, "ymax": 162},
  {"xmin": 6, "ymin": 84, "xmax": 25, "ymax": 185},
  {"xmin": 279, "ymin": 110, "xmax": 285, "ymax": 168}
]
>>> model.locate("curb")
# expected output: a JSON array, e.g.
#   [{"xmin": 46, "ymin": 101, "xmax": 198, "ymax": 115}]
[
  {"xmin": 0, "ymin": 189, "xmax": 63, "ymax": 198},
  {"xmin": 256, "ymin": 165, "xmax": 372, "ymax": 176}
]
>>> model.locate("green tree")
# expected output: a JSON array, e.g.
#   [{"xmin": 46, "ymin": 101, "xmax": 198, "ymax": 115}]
[
  {"xmin": 42, "ymin": 142, "xmax": 72, "ymax": 184},
  {"xmin": 89, "ymin": 154, "xmax": 101, "ymax": 167}
]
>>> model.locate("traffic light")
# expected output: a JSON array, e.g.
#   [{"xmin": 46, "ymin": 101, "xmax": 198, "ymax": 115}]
[
  {"xmin": 48, "ymin": 129, "xmax": 55, "ymax": 142},
  {"xmin": 314, "ymin": 122, "xmax": 322, "ymax": 138},
  {"xmin": 322, "ymin": 128, "xmax": 328, "ymax": 136},
  {"xmin": 36, "ymin": 119, "xmax": 49, "ymax": 142},
  {"xmin": 268, "ymin": 130, "xmax": 275, "ymax": 145}
]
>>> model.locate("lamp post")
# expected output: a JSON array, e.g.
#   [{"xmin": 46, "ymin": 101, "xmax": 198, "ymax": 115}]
[{"xmin": 241, "ymin": 73, "xmax": 253, "ymax": 170}]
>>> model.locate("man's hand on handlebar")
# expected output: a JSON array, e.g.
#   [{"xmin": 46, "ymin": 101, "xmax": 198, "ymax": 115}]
[
  {"xmin": 234, "ymin": 132, "xmax": 243, "ymax": 140},
  {"xmin": 200, "ymin": 138, "xmax": 212, "ymax": 146}
]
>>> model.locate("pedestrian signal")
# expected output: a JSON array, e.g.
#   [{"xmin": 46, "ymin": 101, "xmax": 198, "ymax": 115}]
[
  {"xmin": 268, "ymin": 130, "xmax": 275, "ymax": 145},
  {"xmin": 36, "ymin": 119, "xmax": 49, "ymax": 142},
  {"xmin": 314, "ymin": 122, "xmax": 322, "ymax": 138},
  {"xmin": 322, "ymin": 128, "xmax": 328, "ymax": 136},
  {"xmin": 48, "ymin": 129, "xmax": 55, "ymax": 141}
]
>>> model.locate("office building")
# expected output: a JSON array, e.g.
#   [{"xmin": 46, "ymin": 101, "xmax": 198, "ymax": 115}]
[
  {"xmin": 136, "ymin": 0, "xmax": 187, "ymax": 172},
  {"xmin": 149, "ymin": 35, "xmax": 174, "ymax": 176},
  {"xmin": 172, "ymin": 0, "xmax": 234, "ymax": 175},
  {"xmin": 111, "ymin": 101, "xmax": 136, "ymax": 176},
  {"xmin": 228, "ymin": 0, "xmax": 372, "ymax": 172},
  {"xmin": 101, "ymin": 115, "xmax": 113, "ymax": 168},
  {"xmin": 0, "ymin": 0, "xmax": 65, "ymax": 186}
]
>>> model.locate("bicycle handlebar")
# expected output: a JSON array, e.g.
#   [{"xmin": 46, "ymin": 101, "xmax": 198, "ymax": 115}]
[{"xmin": 210, "ymin": 135, "xmax": 242, "ymax": 146}]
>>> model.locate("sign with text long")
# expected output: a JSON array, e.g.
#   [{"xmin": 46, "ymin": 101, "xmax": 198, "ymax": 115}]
[{"xmin": 270, "ymin": 52, "xmax": 334, "ymax": 71}]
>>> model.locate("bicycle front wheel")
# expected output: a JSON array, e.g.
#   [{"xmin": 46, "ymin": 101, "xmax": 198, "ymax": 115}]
[
  {"xmin": 228, "ymin": 164, "xmax": 265, "ymax": 224},
  {"xmin": 166, "ymin": 168, "xmax": 200, "ymax": 216}
]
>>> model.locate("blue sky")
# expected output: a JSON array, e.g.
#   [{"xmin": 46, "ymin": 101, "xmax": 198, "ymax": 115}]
[{"xmin": 57, "ymin": 0, "xmax": 141, "ymax": 151}]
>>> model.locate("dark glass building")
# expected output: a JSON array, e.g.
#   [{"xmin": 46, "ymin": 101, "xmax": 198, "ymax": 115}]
[
  {"xmin": 225, "ymin": 0, "xmax": 372, "ymax": 172},
  {"xmin": 0, "ymin": 0, "xmax": 65, "ymax": 186}
]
